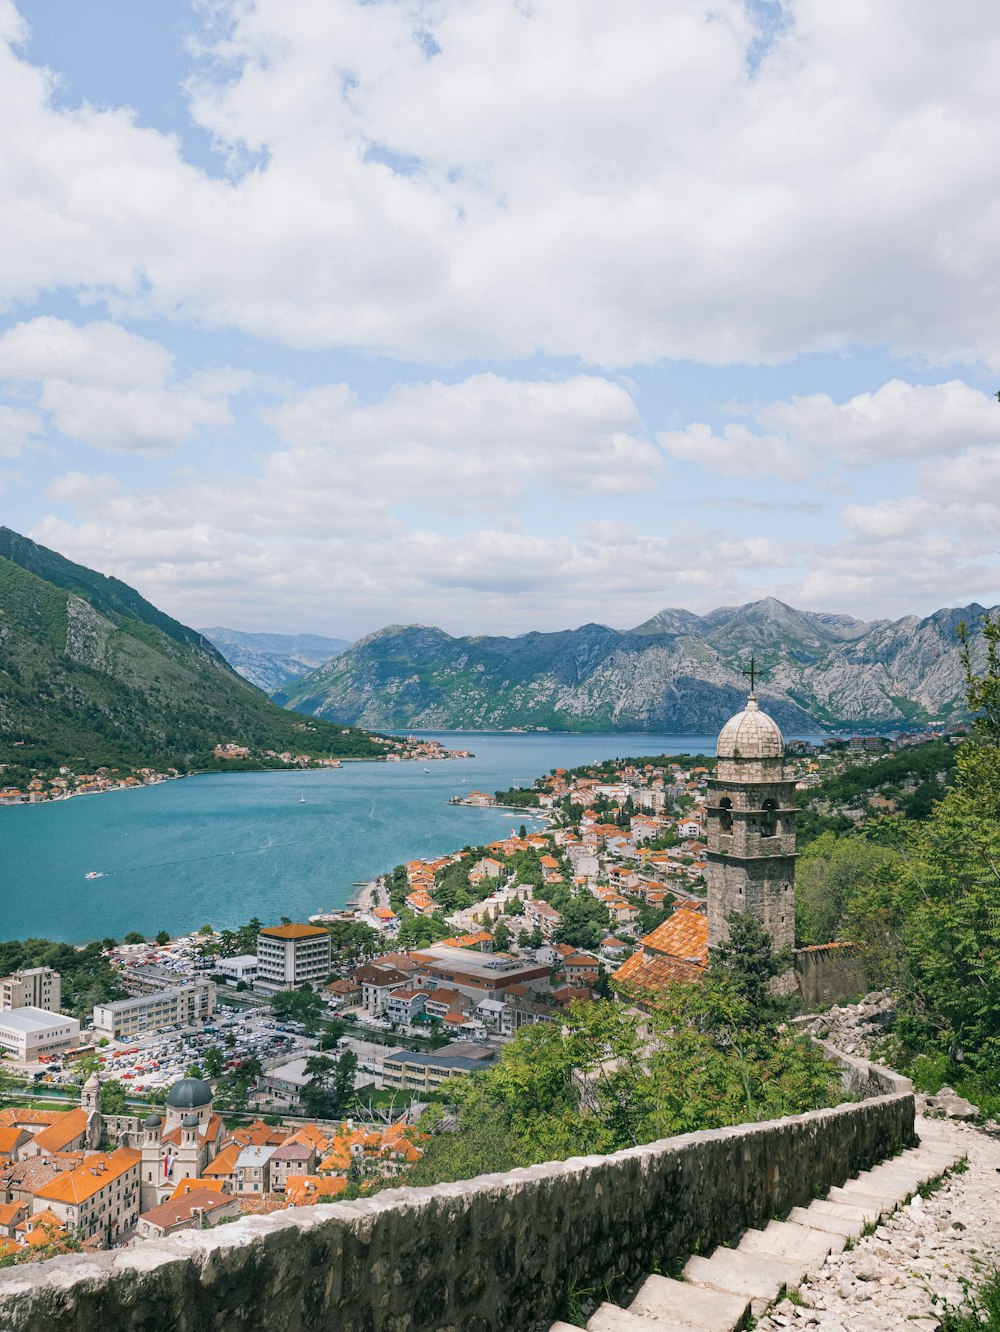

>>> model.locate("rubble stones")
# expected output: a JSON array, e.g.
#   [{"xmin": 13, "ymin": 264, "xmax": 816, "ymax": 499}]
[{"xmin": 755, "ymin": 1116, "xmax": 1000, "ymax": 1332}]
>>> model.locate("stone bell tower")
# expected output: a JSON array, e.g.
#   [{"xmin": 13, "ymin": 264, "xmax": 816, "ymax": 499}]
[{"xmin": 706, "ymin": 673, "xmax": 797, "ymax": 971}]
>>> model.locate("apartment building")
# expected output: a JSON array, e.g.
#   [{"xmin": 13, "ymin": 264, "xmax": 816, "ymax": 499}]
[
  {"xmin": 255, "ymin": 925, "xmax": 332, "ymax": 993},
  {"xmin": 33, "ymin": 1148, "xmax": 141, "ymax": 1245},
  {"xmin": 92, "ymin": 980, "xmax": 216, "ymax": 1040},
  {"xmin": 382, "ymin": 1043, "xmax": 498, "ymax": 1093},
  {"xmin": 0, "ymin": 968, "xmax": 61, "ymax": 1013}
]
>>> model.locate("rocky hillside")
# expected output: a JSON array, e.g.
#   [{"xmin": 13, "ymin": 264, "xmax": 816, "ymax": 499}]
[
  {"xmin": 0, "ymin": 527, "xmax": 381, "ymax": 772},
  {"xmin": 200, "ymin": 627, "xmax": 351, "ymax": 693},
  {"xmin": 276, "ymin": 597, "xmax": 995, "ymax": 733}
]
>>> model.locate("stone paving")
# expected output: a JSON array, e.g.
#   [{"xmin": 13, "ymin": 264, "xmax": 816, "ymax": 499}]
[{"xmin": 756, "ymin": 1115, "xmax": 1000, "ymax": 1332}]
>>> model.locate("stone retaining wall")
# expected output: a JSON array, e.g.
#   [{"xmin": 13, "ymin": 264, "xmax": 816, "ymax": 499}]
[
  {"xmin": 794, "ymin": 943, "xmax": 868, "ymax": 1008},
  {"xmin": 0, "ymin": 1055, "xmax": 914, "ymax": 1332}
]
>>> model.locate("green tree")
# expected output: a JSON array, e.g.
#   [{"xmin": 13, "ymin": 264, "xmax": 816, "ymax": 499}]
[
  {"xmin": 796, "ymin": 832, "xmax": 901, "ymax": 945},
  {"xmin": 301, "ymin": 1050, "xmax": 358, "ymax": 1119},
  {"xmin": 707, "ymin": 912, "xmax": 794, "ymax": 1029},
  {"xmin": 203, "ymin": 1046, "xmax": 226, "ymax": 1078},
  {"xmin": 123, "ymin": 932, "xmax": 145, "ymax": 945},
  {"xmin": 492, "ymin": 919, "xmax": 512, "ymax": 953},
  {"xmin": 845, "ymin": 612, "xmax": 1000, "ymax": 1094},
  {"xmin": 100, "ymin": 1080, "xmax": 129, "ymax": 1116},
  {"xmin": 154, "ymin": 930, "xmax": 171, "ymax": 946},
  {"xmin": 271, "ymin": 984, "xmax": 325, "ymax": 1032}
]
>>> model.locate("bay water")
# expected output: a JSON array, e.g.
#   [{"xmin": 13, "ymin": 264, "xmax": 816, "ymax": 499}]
[{"xmin": 2, "ymin": 730, "xmax": 768, "ymax": 943}]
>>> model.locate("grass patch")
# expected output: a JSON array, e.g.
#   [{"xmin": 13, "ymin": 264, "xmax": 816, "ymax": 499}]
[{"xmin": 934, "ymin": 1268, "xmax": 1000, "ymax": 1331}]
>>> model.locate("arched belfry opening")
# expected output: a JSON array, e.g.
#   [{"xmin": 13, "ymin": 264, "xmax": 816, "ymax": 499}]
[{"xmin": 706, "ymin": 675, "xmax": 797, "ymax": 988}]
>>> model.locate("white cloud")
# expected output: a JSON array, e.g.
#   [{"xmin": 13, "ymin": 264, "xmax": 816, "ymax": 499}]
[
  {"xmin": 262, "ymin": 373, "xmax": 660, "ymax": 507},
  {"xmin": 0, "ymin": 1, "xmax": 1000, "ymax": 365},
  {"xmin": 0, "ymin": 403, "xmax": 41, "ymax": 457},
  {"xmin": 660, "ymin": 379, "xmax": 1000, "ymax": 481},
  {"xmin": 0, "ymin": 317, "xmax": 238, "ymax": 453}
]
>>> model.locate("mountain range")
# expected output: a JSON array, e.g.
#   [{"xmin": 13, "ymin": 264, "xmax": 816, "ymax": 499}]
[
  {"xmin": 0, "ymin": 528, "xmax": 380, "ymax": 773},
  {"xmin": 199, "ymin": 627, "xmax": 352, "ymax": 693},
  {"xmin": 274, "ymin": 598, "xmax": 995, "ymax": 733}
]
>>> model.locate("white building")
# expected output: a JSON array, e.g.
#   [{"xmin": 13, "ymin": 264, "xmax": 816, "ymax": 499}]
[
  {"xmin": 0, "ymin": 967, "xmax": 61, "ymax": 1013},
  {"xmin": 0, "ymin": 1007, "xmax": 80, "ymax": 1064},
  {"xmin": 216, "ymin": 955, "xmax": 258, "ymax": 984},
  {"xmin": 255, "ymin": 924, "xmax": 332, "ymax": 992},
  {"xmin": 92, "ymin": 980, "xmax": 215, "ymax": 1040}
]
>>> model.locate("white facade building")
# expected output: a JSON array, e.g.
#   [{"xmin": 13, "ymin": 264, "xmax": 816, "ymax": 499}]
[
  {"xmin": 255, "ymin": 925, "xmax": 331, "ymax": 992},
  {"xmin": 92, "ymin": 980, "xmax": 215, "ymax": 1040},
  {"xmin": 0, "ymin": 1007, "xmax": 80, "ymax": 1063},
  {"xmin": 216, "ymin": 955, "xmax": 258, "ymax": 984},
  {"xmin": 0, "ymin": 967, "xmax": 62, "ymax": 1013}
]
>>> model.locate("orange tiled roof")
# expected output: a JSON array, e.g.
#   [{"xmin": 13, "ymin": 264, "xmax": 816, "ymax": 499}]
[
  {"xmin": 202, "ymin": 1144, "xmax": 241, "ymax": 1177},
  {"xmin": 169, "ymin": 1177, "xmax": 225, "ymax": 1200},
  {"xmin": 259, "ymin": 923, "xmax": 328, "ymax": 940},
  {"xmin": 285, "ymin": 1174, "xmax": 348, "ymax": 1206},
  {"xmin": 35, "ymin": 1149, "xmax": 140, "ymax": 1207},
  {"xmin": 140, "ymin": 1188, "xmax": 231, "ymax": 1229},
  {"xmin": 0, "ymin": 1127, "xmax": 27, "ymax": 1157},
  {"xmin": 612, "ymin": 948, "xmax": 704, "ymax": 992},
  {"xmin": 0, "ymin": 1109, "xmax": 61, "ymax": 1128},
  {"xmin": 0, "ymin": 1201, "xmax": 27, "ymax": 1227},
  {"xmin": 32, "ymin": 1108, "xmax": 89, "ymax": 1155},
  {"xmin": 640, "ymin": 906, "xmax": 708, "ymax": 965}
]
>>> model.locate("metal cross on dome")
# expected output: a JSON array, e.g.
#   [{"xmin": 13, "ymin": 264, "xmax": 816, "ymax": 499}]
[{"xmin": 742, "ymin": 656, "xmax": 761, "ymax": 694}]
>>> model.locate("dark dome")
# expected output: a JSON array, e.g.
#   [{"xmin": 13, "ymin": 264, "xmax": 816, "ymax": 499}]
[
  {"xmin": 144, "ymin": 1113, "xmax": 162, "ymax": 1129},
  {"xmin": 165, "ymin": 1077, "xmax": 213, "ymax": 1110},
  {"xmin": 181, "ymin": 1113, "xmax": 200, "ymax": 1129}
]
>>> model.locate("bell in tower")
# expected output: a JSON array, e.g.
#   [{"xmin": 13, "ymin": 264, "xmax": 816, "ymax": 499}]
[{"xmin": 706, "ymin": 669, "xmax": 796, "ymax": 986}]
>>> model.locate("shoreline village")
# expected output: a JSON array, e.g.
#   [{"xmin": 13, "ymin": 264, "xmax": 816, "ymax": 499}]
[{"xmin": 0, "ymin": 735, "xmax": 473, "ymax": 807}]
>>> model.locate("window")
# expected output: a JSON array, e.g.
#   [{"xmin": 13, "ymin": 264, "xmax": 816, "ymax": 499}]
[
  {"xmin": 761, "ymin": 799, "xmax": 778, "ymax": 838},
  {"xmin": 718, "ymin": 796, "xmax": 733, "ymax": 833}
]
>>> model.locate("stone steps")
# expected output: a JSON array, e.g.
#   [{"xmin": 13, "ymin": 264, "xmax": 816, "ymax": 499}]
[{"xmin": 550, "ymin": 1131, "xmax": 966, "ymax": 1332}]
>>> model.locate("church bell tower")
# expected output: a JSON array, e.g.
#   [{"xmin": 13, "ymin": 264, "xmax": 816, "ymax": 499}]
[{"xmin": 706, "ymin": 668, "xmax": 796, "ymax": 973}]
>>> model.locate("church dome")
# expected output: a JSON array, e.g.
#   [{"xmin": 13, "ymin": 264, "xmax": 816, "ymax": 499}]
[
  {"xmin": 716, "ymin": 695, "xmax": 784, "ymax": 760},
  {"xmin": 144, "ymin": 1113, "xmax": 162, "ymax": 1129},
  {"xmin": 165, "ymin": 1077, "xmax": 213, "ymax": 1110}
]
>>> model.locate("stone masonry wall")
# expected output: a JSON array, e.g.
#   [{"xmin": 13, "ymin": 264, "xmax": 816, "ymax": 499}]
[
  {"xmin": 794, "ymin": 943, "xmax": 868, "ymax": 1009},
  {"xmin": 0, "ymin": 1062, "xmax": 914, "ymax": 1332}
]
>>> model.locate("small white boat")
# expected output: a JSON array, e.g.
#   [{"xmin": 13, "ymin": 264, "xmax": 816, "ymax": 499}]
[
  {"xmin": 298, "ymin": 796, "xmax": 307, "ymax": 804},
  {"xmin": 85, "ymin": 871, "xmax": 104, "ymax": 880}
]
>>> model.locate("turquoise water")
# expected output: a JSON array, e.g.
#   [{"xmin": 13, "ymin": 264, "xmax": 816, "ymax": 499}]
[{"xmin": 1, "ymin": 731, "xmax": 795, "ymax": 944}]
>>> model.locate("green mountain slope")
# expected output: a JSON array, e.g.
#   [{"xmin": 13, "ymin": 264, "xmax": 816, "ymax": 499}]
[
  {"xmin": 0, "ymin": 528, "xmax": 382, "ymax": 774},
  {"xmin": 277, "ymin": 596, "xmax": 995, "ymax": 733}
]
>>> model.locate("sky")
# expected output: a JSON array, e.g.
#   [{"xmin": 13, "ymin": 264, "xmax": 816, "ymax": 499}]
[{"xmin": 1, "ymin": 0, "xmax": 999, "ymax": 640}]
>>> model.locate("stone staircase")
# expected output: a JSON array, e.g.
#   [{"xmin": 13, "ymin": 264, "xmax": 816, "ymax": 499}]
[{"xmin": 551, "ymin": 1121, "xmax": 964, "ymax": 1332}]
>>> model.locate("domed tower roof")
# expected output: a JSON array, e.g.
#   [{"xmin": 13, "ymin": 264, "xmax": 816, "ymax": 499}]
[
  {"xmin": 143, "ymin": 1113, "xmax": 162, "ymax": 1129},
  {"xmin": 83, "ymin": 1071, "xmax": 100, "ymax": 1089},
  {"xmin": 165, "ymin": 1077, "xmax": 213, "ymax": 1111},
  {"xmin": 716, "ymin": 695, "xmax": 784, "ymax": 761}
]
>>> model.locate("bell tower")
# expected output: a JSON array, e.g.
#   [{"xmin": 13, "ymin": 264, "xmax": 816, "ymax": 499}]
[{"xmin": 706, "ymin": 672, "xmax": 796, "ymax": 975}]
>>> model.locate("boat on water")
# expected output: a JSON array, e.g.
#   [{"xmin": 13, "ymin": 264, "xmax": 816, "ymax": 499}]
[
  {"xmin": 84, "ymin": 871, "xmax": 104, "ymax": 880},
  {"xmin": 298, "ymin": 796, "xmax": 307, "ymax": 804}
]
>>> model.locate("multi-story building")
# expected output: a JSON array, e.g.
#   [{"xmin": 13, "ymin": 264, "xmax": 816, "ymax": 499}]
[
  {"xmin": 92, "ymin": 980, "xmax": 215, "ymax": 1040},
  {"xmin": 407, "ymin": 945, "xmax": 550, "ymax": 1002},
  {"xmin": 33, "ymin": 1148, "xmax": 142, "ymax": 1244},
  {"xmin": 0, "ymin": 1008, "xmax": 80, "ymax": 1064},
  {"xmin": 255, "ymin": 925, "xmax": 332, "ymax": 993},
  {"xmin": 381, "ymin": 1042, "xmax": 498, "ymax": 1093},
  {"xmin": 0, "ymin": 968, "xmax": 61, "ymax": 1013}
]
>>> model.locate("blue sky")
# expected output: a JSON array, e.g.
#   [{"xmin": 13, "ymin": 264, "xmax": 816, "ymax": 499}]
[{"xmin": 1, "ymin": 0, "xmax": 999, "ymax": 638}]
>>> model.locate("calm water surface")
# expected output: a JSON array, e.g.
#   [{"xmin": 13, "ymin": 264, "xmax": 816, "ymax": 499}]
[{"xmin": 2, "ymin": 731, "xmax": 809, "ymax": 943}]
